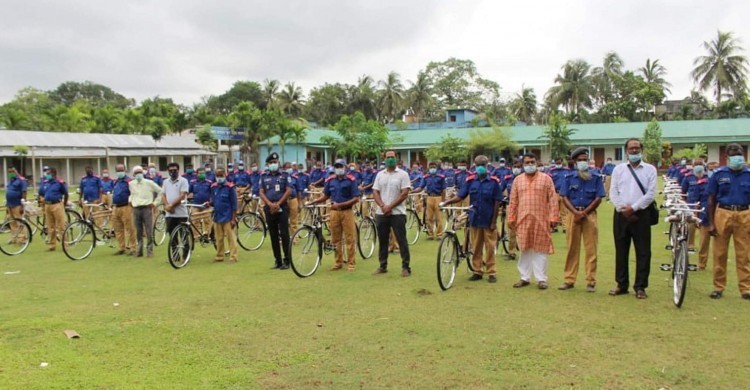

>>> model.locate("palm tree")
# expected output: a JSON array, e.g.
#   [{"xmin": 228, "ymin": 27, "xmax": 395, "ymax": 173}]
[
  {"xmin": 377, "ymin": 71, "xmax": 405, "ymax": 123},
  {"xmin": 591, "ymin": 51, "xmax": 624, "ymax": 107},
  {"xmin": 639, "ymin": 58, "xmax": 672, "ymax": 94},
  {"xmin": 407, "ymin": 71, "xmax": 433, "ymax": 120},
  {"xmin": 349, "ymin": 75, "xmax": 377, "ymax": 119},
  {"xmin": 510, "ymin": 86, "xmax": 537, "ymax": 124},
  {"xmin": 692, "ymin": 30, "xmax": 749, "ymax": 106},
  {"xmin": 262, "ymin": 79, "xmax": 280, "ymax": 110},
  {"xmin": 545, "ymin": 59, "xmax": 594, "ymax": 116},
  {"xmin": 288, "ymin": 119, "xmax": 308, "ymax": 163},
  {"xmin": 277, "ymin": 82, "xmax": 305, "ymax": 117}
]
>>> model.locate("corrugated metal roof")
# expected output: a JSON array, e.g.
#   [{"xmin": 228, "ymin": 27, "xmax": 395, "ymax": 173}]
[
  {"xmin": 264, "ymin": 118, "xmax": 750, "ymax": 149},
  {"xmin": 0, "ymin": 129, "xmax": 215, "ymax": 157}
]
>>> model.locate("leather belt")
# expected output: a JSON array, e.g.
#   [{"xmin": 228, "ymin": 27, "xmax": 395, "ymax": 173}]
[
  {"xmin": 114, "ymin": 203, "xmax": 129, "ymax": 207},
  {"xmin": 45, "ymin": 200, "xmax": 62, "ymax": 205},
  {"xmin": 719, "ymin": 204, "xmax": 749, "ymax": 211},
  {"xmin": 428, "ymin": 194, "xmax": 441, "ymax": 197}
]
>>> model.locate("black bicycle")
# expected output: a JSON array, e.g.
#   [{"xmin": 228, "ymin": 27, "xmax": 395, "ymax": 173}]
[
  {"xmin": 436, "ymin": 205, "xmax": 475, "ymax": 291},
  {"xmin": 62, "ymin": 202, "xmax": 115, "ymax": 260},
  {"xmin": 289, "ymin": 204, "xmax": 340, "ymax": 278},
  {"xmin": 236, "ymin": 193, "xmax": 267, "ymax": 251},
  {"xmin": 356, "ymin": 195, "xmax": 377, "ymax": 259},
  {"xmin": 167, "ymin": 203, "xmax": 216, "ymax": 269}
]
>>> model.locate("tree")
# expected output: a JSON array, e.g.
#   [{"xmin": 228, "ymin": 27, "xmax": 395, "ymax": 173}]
[
  {"xmin": 229, "ymin": 101, "xmax": 264, "ymax": 162},
  {"xmin": 539, "ymin": 113, "xmax": 575, "ymax": 160},
  {"xmin": 424, "ymin": 134, "xmax": 468, "ymax": 163},
  {"xmin": 466, "ymin": 127, "xmax": 520, "ymax": 160},
  {"xmin": 206, "ymin": 81, "xmax": 264, "ymax": 115},
  {"xmin": 349, "ymin": 75, "xmax": 377, "ymax": 120},
  {"xmin": 639, "ymin": 58, "xmax": 672, "ymax": 94},
  {"xmin": 321, "ymin": 112, "xmax": 400, "ymax": 161},
  {"xmin": 261, "ymin": 79, "xmax": 280, "ymax": 110},
  {"xmin": 277, "ymin": 82, "xmax": 305, "ymax": 118},
  {"xmin": 692, "ymin": 30, "xmax": 749, "ymax": 107},
  {"xmin": 672, "ymin": 143, "xmax": 708, "ymax": 161},
  {"xmin": 642, "ymin": 119, "xmax": 663, "ymax": 166},
  {"xmin": 406, "ymin": 71, "xmax": 434, "ymax": 121},
  {"xmin": 91, "ymin": 105, "xmax": 127, "ymax": 133},
  {"xmin": 546, "ymin": 60, "xmax": 594, "ymax": 118},
  {"xmin": 195, "ymin": 125, "xmax": 218, "ymax": 151},
  {"xmin": 288, "ymin": 119, "xmax": 308, "ymax": 163},
  {"xmin": 304, "ymin": 83, "xmax": 350, "ymax": 126},
  {"xmin": 49, "ymin": 81, "xmax": 133, "ymax": 109},
  {"xmin": 510, "ymin": 86, "xmax": 537, "ymax": 124},
  {"xmin": 13, "ymin": 145, "xmax": 29, "ymax": 175},
  {"xmin": 147, "ymin": 116, "xmax": 169, "ymax": 142},
  {"xmin": 422, "ymin": 58, "xmax": 499, "ymax": 111},
  {"xmin": 377, "ymin": 71, "xmax": 405, "ymax": 123}
]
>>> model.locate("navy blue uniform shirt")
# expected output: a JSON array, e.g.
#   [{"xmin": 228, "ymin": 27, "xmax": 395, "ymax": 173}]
[
  {"xmin": 112, "ymin": 177, "xmax": 132, "ymax": 205},
  {"xmin": 324, "ymin": 174, "xmax": 360, "ymax": 204},
  {"xmin": 79, "ymin": 174, "xmax": 102, "ymax": 202},
  {"xmin": 560, "ymin": 170, "xmax": 606, "ymax": 208},
  {"xmin": 210, "ymin": 182, "xmax": 237, "ymax": 223},
  {"xmin": 423, "ymin": 173, "xmax": 445, "ymax": 195},
  {"xmin": 43, "ymin": 178, "xmax": 68, "ymax": 203},
  {"xmin": 707, "ymin": 166, "xmax": 750, "ymax": 207},
  {"xmin": 190, "ymin": 178, "xmax": 213, "ymax": 204},
  {"xmin": 457, "ymin": 174, "xmax": 503, "ymax": 228},
  {"xmin": 686, "ymin": 175, "xmax": 710, "ymax": 225},
  {"xmin": 101, "ymin": 178, "xmax": 115, "ymax": 193},
  {"xmin": 261, "ymin": 171, "xmax": 291, "ymax": 204},
  {"xmin": 6, "ymin": 176, "xmax": 28, "ymax": 207}
]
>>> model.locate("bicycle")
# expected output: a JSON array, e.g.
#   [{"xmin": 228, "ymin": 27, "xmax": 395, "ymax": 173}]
[
  {"xmin": 167, "ymin": 203, "xmax": 217, "ymax": 269},
  {"xmin": 236, "ymin": 192, "xmax": 267, "ymax": 251},
  {"xmin": 356, "ymin": 195, "xmax": 377, "ymax": 259},
  {"xmin": 62, "ymin": 202, "xmax": 115, "ymax": 260},
  {"xmin": 404, "ymin": 192, "xmax": 428, "ymax": 245},
  {"xmin": 436, "ymin": 205, "xmax": 475, "ymax": 291},
  {"xmin": 495, "ymin": 198, "xmax": 516, "ymax": 259},
  {"xmin": 0, "ymin": 207, "xmax": 33, "ymax": 256},
  {"xmin": 659, "ymin": 179, "xmax": 702, "ymax": 308},
  {"xmin": 289, "ymin": 204, "xmax": 343, "ymax": 278}
]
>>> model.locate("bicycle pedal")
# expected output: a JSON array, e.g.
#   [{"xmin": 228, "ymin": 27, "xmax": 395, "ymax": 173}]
[
  {"xmin": 665, "ymin": 245, "xmax": 673, "ymax": 250},
  {"xmin": 687, "ymin": 264, "xmax": 699, "ymax": 272},
  {"xmin": 687, "ymin": 249, "xmax": 696, "ymax": 254},
  {"xmin": 659, "ymin": 263, "xmax": 673, "ymax": 271}
]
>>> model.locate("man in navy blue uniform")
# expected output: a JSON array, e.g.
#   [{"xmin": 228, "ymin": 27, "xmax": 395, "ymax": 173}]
[
  {"xmin": 210, "ymin": 168, "xmax": 238, "ymax": 263},
  {"xmin": 101, "ymin": 168, "xmax": 115, "ymax": 207},
  {"xmin": 548, "ymin": 157, "xmax": 571, "ymax": 233},
  {"xmin": 189, "ymin": 167, "xmax": 213, "ymax": 237},
  {"xmin": 111, "ymin": 164, "xmax": 135, "ymax": 255},
  {"xmin": 296, "ymin": 165, "xmax": 311, "ymax": 203},
  {"xmin": 442, "ymin": 155, "xmax": 503, "ymax": 282},
  {"xmin": 182, "ymin": 163, "xmax": 197, "ymax": 182},
  {"xmin": 146, "ymin": 163, "xmax": 164, "ymax": 187},
  {"xmin": 601, "ymin": 157, "xmax": 616, "ymax": 198},
  {"xmin": 684, "ymin": 158, "xmax": 711, "ymax": 270},
  {"xmin": 233, "ymin": 161, "xmax": 251, "ymax": 192},
  {"xmin": 283, "ymin": 161, "xmax": 301, "ymax": 236},
  {"xmin": 493, "ymin": 158, "xmax": 511, "ymax": 182},
  {"xmin": 6, "ymin": 167, "xmax": 28, "ymax": 243},
  {"xmin": 42, "ymin": 167, "xmax": 69, "ymax": 251},
  {"xmin": 423, "ymin": 162, "xmax": 445, "ymax": 240},
  {"xmin": 260, "ymin": 152, "xmax": 292, "ymax": 269},
  {"xmin": 707, "ymin": 143, "xmax": 750, "ymax": 299},
  {"xmin": 308, "ymin": 159, "xmax": 360, "ymax": 271},
  {"xmin": 558, "ymin": 147, "xmax": 606, "ymax": 292},
  {"xmin": 204, "ymin": 162, "xmax": 216, "ymax": 182},
  {"xmin": 79, "ymin": 166, "xmax": 103, "ymax": 220}
]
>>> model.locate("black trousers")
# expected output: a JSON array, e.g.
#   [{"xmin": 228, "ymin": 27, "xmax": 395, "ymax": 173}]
[
  {"xmin": 265, "ymin": 205, "xmax": 290, "ymax": 265},
  {"xmin": 613, "ymin": 209, "xmax": 652, "ymax": 290},
  {"xmin": 375, "ymin": 214, "xmax": 410, "ymax": 271}
]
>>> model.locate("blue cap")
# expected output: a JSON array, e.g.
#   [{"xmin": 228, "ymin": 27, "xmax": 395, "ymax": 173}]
[
  {"xmin": 238, "ymin": 160, "xmax": 245, "ymax": 165},
  {"xmin": 334, "ymin": 158, "xmax": 347, "ymax": 167},
  {"xmin": 266, "ymin": 153, "xmax": 279, "ymax": 163}
]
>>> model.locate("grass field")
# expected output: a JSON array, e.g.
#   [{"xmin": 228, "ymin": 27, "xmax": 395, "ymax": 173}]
[{"xmin": 1, "ymin": 190, "xmax": 749, "ymax": 389}]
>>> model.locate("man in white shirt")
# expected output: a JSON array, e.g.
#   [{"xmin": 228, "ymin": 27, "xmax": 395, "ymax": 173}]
[
  {"xmin": 609, "ymin": 138, "xmax": 657, "ymax": 299},
  {"xmin": 161, "ymin": 162, "xmax": 190, "ymax": 256},
  {"xmin": 372, "ymin": 150, "xmax": 412, "ymax": 277}
]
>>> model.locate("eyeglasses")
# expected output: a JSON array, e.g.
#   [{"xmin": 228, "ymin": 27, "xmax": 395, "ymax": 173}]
[{"xmin": 168, "ymin": 169, "xmax": 178, "ymax": 173}]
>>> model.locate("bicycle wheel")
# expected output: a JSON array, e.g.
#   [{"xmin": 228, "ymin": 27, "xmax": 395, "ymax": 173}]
[
  {"xmin": 673, "ymin": 239, "xmax": 689, "ymax": 308},
  {"xmin": 499, "ymin": 217, "xmax": 510, "ymax": 256},
  {"xmin": 153, "ymin": 211, "xmax": 167, "ymax": 246},
  {"xmin": 168, "ymin": 224, "xmax": 193, "ymax": 269},
  {"xmin": 62, "ymin": 220, "xmax": 95, "ymax": 260},
  {"xmin": 0, "ymin": 218, "xmax": 32, "ymax": 256},
  {"xmin": 442, "ymin": 209, "xmax": 454, "ymax": 233},
  {"xmin": 66, "ymin": 209, "xmax": 82, "ymax": 224},
  {"xmin": 405, "ymin": 209, "xmax": 420, "ymax": 245},
  {"xmin": 437, "ymin": 233, "xmax": 459, "ymax": 290},
  {"xmin": 357, "ymin": 217, "xmax": 377, "ymax": 259},
  {"xmin": 290, "ymin": 226, "xmax": 322, "ymax": 278},
  {"xmin": 237, "ymin": 212, "xmax": 267, "ymax": 251},
  {"xmin": 463, "ymin": 226, "xmax": 475, "ymax": 272}
]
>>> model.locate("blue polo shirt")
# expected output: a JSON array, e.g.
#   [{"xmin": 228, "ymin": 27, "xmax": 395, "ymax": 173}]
[
  {"xmin": 101, "ymin": 178, "xmax": 115, "ymax": 193},
  {"xmin": 409, "ymin": 170, "xmax": 424, "ymax": 191},
  {"xmin": 288, "ymin": 173, "xmax": 298, "ymax": 198},
  {"xmin": 457, "ymin": 174, "xmax": 503, "ymax": 228},
  {"xmin": 455, "ymin": 170, "xmax": 470, "ymax": 193},
  {"xmin": 210, "ymin": 182, "xmax": 237, "ymax": 223},
  {"xmin": 296, "ymin": 172, "xmax": 310, "ymax": 197},
  {"xmin": 249, "ymin": 171, "xmax": 261, "ymax": 191},
  {"xmin": 190, "ymin": 178, "xmax": 213, "ymax": 204},
  {"xmin": 6, "ymin": 176, "xmax": 28, "ymax": 207},
  {"xmin": 602, "ymin": 163, "xmax": 615, "ymax": 176},
  {"xmin": 324, "ymin": 174, "xmax": 360, "ymax": 204},
  {"xmin": 261, "ymin": 171, "xmax": 291, "ymax": 203},
  {"xmin": 423, "ymin": 173, "xmax": 445, "ymax": 195},
  {"xmin": 443, "ymin": 169, "xmax": 456, "ymax": 188},
  {"xmin": 43, "ymin": 178, "xmax": 68, "ymax": 203},
  {"xmin": 80, "ymin": 174, "xmax": 102, "ymax": 202},
  {"xmin": 309, "ymin": 168, "xmax": 327, "ymax": 187},
  {"xmin": 234, "ymin": 169, "xmax": 250, "ymax": 186},
  {"xmin": 548, "ymin": 167, "xmax": 570, "ymax": 192},
  {"xmin": 560, "ymin": 170, "xmax": 606, "ymax": 208},
  {"xmin": 707, "ymin": 166, "xmax": 750, "ymax": 207},
  {"xmin": 146, "ymin": 173, "xmax": 164, "ymax": 187},
  {"xmin": 686, "ymin": 176, "xmax": 710, "ymax": 225},
  {"xmin": 112, "ymin": 177, "xmax": 132, "ymax": 206},
  {"xmin": 360, "ymin": 169, "xmax": 377, "ymax": 195}
]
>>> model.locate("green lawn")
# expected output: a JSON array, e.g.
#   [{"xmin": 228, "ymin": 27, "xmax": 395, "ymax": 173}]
[{"xmin": 1, "ymin": 191, "xmax": 749, "ymax": 388}]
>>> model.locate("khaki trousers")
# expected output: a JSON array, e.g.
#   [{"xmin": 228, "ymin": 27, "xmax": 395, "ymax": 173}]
[
  {"xmin": 563, "ymin": 211, "xmax": 598, "ymax": 285},
  {"xmin": 557, "ymin": 195, "xmax": 569, "ymax": 232},
  {"xmin": 45, "ymin": 202, "xmax": 66, "ymax": 250},
  {"xmin": 288, "ymin": 198, "xmax": 299, "ymax": 236},
  {"xmin": 712, "ymin": 208, "xmax": 750, "ymax": 293},
  {"xmin": 470, "ymin": 227, "xmax": 497, "ymax": 276},
  {"xmin": 190, "ymin": 207, "xmax": 213, "ymax": 238},
  {"xmin": 112, "ymin": 205, "xmax": 136, "ymax": 252},
  {"xmin": 8, "ymin": 205, "xmax": 27, "ymax": 242},
  {"xmin": 214, "ymin": 221, "xmax": 238, "ymax": 261},
  {"xmin": 102, "ymin": 193, "xmax": 112, "ymax": 208},
  {"xmin": 426, "ymin": 196, "xmax": 444, "ymax": 238},
  {"xmin": 604, "ymin": 175, "xmax": 612, "ymax": 198},
  {"xmin": 697, "ymin": 225, "xmax": 711, "ymax": 270},
  {"xmin": 329, "ymin": 209, "xmax": 356, "ymax": 269}
]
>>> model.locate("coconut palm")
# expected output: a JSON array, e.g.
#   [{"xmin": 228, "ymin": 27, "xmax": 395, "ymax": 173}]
[
  {"xmin": 407, "ymin": 71, "xmax": 433, "ymax": 120},
  {"xmin": 545, "ymin": 59, "xmax": 594, "ymax": 115},
  {"xmin": 591, "ymin": 51, "xmax": 624, "ymax": 106},
  {"xmin": 277, "ymin": 82, "xmax": 305, "ymax": 118},
  {"xmin": 349, "ymin": 75, "xmax": 377, "ymax": 119},
  {"xmin": 510, "ymin": 86, "xmax": 537, "ymax": 124},
  {"xmin": 262, "ymin": 79, "xmax": 280, "ymax": 110},
  {"xmin": 639, "ymin": 58, "xmax": 672, "ymax": 94},
  {"xmin": 377, "ymin": 71, "xmax": 405, "ymax": 123},
  {"xmin": 692, "ymin": 30, "xmax": 749, "ymax": 106}
]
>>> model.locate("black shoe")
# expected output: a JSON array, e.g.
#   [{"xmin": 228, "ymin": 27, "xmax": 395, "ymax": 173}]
[
  {"xmin": 608, "ymin": 287, "xmax": 628, "ymax": 296},
  {"xmin": 279, "ymin": 264, "xmax": 290, "ymax": 270},
  {"xmin": 271, "ymin": 263, "xmax": 282, "ymax": 269},
  {"xmin": 710, "ymin": 291, "xmax": 723, "ymax": 299},
  {"xmin": 742, "ymin": 293, "xmax": 750, "ymax": 300},
  {"xmin": 488, "ymin": 275, "xmax": 497, "ymax": 283},
  {"xmin": 468, "ymin": 274, "xmax": 483, "ymax": 281}
]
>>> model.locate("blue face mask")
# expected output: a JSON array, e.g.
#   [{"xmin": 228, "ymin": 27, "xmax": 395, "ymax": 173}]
[
  {"xmin": 217, "ymin": 177, "xmax": 226, "ymax": 184},
  {"xmin": 335, "ymin": 168, "xmax": 345, "ymax": 176},
  {"xmin": 576, "ymin": 161, "xmax": 589, "ymax": 171},
  {"xmin": 524, "ymin": 165, "xmax": 537, "ymax": 174},
  {"xmin": 476, "ymin": 166, "xmax": 487, "ymax": 176},
  {"xmin": 44, "ymin": 173, "xmax": 52, "ymax": 180},
  {"xmin": 693, "ymin": 165, "xmax": 705, "ymax": 176},
  {"xmin": 268, "ymin": 163, "xmax": 279, "ymax": 172},
  {"xmin": 728, "ymin": 155, "xmax": 745, "ymax": 170},
  {"xmin": 429, "ymin": 168, "xmax": 436, "ymax": 174},
  {"xmin": 628, "ymin": 154, "xmax": 642, "ymax": 163},
  {"xmin": 512, "ymin": 168, "xmax": 522, "ymax": 176}
]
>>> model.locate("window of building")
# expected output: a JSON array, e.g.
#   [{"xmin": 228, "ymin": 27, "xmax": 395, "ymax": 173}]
[
  {"xmin": 615, "ymin": 148, "xmax": 623, "ymax": 161},
  {"xmin": 141, "ymin": 157, "xmax": 149, "ymax": 166},
  {"xmin": 158, "ymin": 157, "xmax": 168, "ymax": 171},
  {"xmin": 449, "ymin": 115, "xmax": 457, "ymax": 122}
]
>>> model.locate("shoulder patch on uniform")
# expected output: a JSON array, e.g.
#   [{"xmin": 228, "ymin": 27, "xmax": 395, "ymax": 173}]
[
  {"xmin": 466, "ymin": 174, "xmax": 476, "ymax": 181},
  {"xmin": 438, "ymin": 174, "xmax": 445, "ymax": 178},
  {"xmin": 345, "ymin": 174, "xmax": 357, "ymax": 181},
  {"xmin": 490, "ymin": 176, "xmax": 500, "ymax": 183},
  {"xmin": 56, "ymin": 178, "xmax": 65, "ymax": 183},
  {"xmin": 325, "ymin": 176, "xmax": 335, "ymax": 183},
  {"xmin": 210, "ymin": 182, "xmax": 219, "ymax": 188}
]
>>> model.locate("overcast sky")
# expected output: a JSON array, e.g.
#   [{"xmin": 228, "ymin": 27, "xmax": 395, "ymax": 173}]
[{"xmin": 2, "ymin": 0, "xmax": 749, "ymax": 106}]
